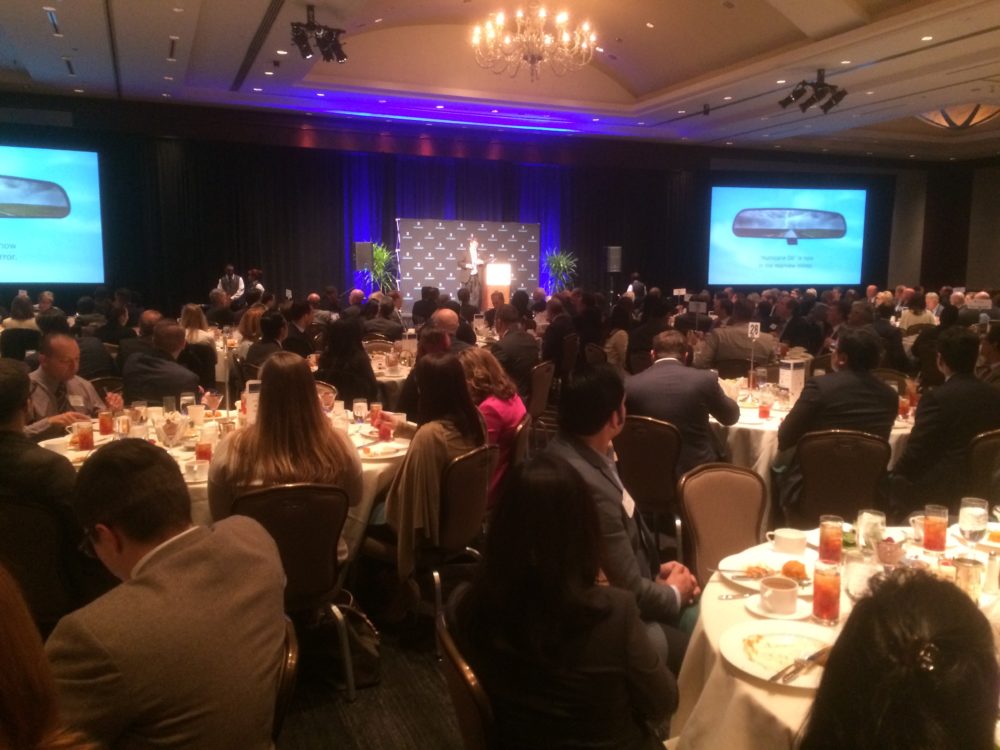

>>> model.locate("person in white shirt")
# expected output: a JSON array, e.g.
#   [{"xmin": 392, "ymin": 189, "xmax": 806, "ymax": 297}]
[{"xmin": 216, "ymin": 264, "xmax": 244, "ymax": 303}]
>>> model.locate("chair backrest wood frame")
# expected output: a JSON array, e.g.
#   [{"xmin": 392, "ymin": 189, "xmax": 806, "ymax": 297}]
[
  {"xmin": 436, "ymin": 616, "xmax": 496, "ymax": 750},
  {"xmin": 438, "ymin": 446, "xmax": 498, "ymax": 552},
  {"xmin": 613, "ymin": 416, "xmax": 682, "ymax": 514},
  {"xmin": 511, "ymin": 414, "xmax": 532, "ymax": 466},
  {"xmin": 871, "ymin": 368, "xmax": 909, "ymax": 394},
  {"xmin": 714, "ymin": 358, "xmax": 752, "ymax": 380},
  {"xmin": 272, "ymin": 616, "xmax": 299, "ymax": 741},
  {"xmin": 969, "ymin": 429, "xmax": 1000, "ymax": 501},
  {"xmin": 526, "ymin": 361, "xmax": 554, "ymax": 420},
  {"xmin": 678, "ymin": 463, "xmax": 766, "ymax": 586},
  {"xmin": 363, "ymin": 340, "xmax": 394, "ymax": 355}
]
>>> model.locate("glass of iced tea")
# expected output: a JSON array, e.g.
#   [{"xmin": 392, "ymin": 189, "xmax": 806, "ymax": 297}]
[
  {"xmin": 898, "ymin": 396, "xmax": 910, "ymax": 420},
  {"xmin": 194, "ymin": 441, "xmax": 213, "ymax": 461},
  {"xmin": 818, "ymin": 515, "xmax": 843, "ymax": 563},
  {"xmin": 758, "ymin": 391, "xmax": 775, "ymax": 420},
  {"xmin": 923, "ymin": 504, "xmax": 949, "ymax": 553},
  {"xmin": 67, "ymin": 421, "xmax": 95, "ymax": 451},
  {"xmin": 812, "ymin": 560, "xmax": 841, "ymax": 625},
  {"xmin": 98, "ymin": 410, "xmax": 114, "ymax": 435}
]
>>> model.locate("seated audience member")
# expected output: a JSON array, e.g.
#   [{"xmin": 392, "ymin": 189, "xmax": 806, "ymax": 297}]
[
  {"xmin": 281, "ymin": 300, "xmax": 315, "ymax": 357},
  {"xmin": 307, "ymin": 292, "xmax": 333, "ymax": 325},
  {"xmin": 774, "ymin": 328, "xmax": 897, "ymax": 524},
  {"xmin": 205, "ymin": 289, "xmax": 235, "ymax": 328},
  {"xmin": 449, "ymin": 455, "xmax": 676, "ymax": 750},
  {"xmin": 235, "ymin": 304, "xmax": 266, "ymax": 359},
  {"xmin": 546, "ymin": 364, "xmax": 699, "ymax": 675},
  {"xmin": 540, "ymin": 297, "xmax": 575, "ymax": 371},
  {"xmin": 27, "ymin": 334, "xmax": 122, "ymax": 441},
  {"xmin": 35, "ymin": 311, "xmax": 114, "ymax": 380},
  {"xmin": 395, "ymin": 326, "xmax": 451, "ymax": 421},
  {"xmin": 246, "ymin": 310, "xmax": 285, "ymax": 368},
  {"xmin": 898, "ymin": 292, "xmax": 936, "ymax": 332},
  {"xmin": 626, "ymin": 331, "xmax": 739, "ymax": 477},
  {"xmin": 925, "ymin": 291, "xmax": 943, "ymax": 318},
  {"xmin": 73, "ymin": 296, "xmax": 106, "ymax": 331},
  {"xmin": 363, "ymin": 299, "xmax": 405, "ymax": 341},
  {"xmin": 0, "ymin": 361, "xmax": 111, "ymax": 636},
  {"xmin": 509, "ymin": 289, "xmax": 535, "ymax": 330},
  {"xmin": 339, "ymin": 289, "xmax": 366, "ymax": 320},
  {"xmin": 782, "ymin": 297, "xmax": 823, "ymax": 352},
  {"xmin": 870, "ymin": 302, "xmax": 908, "ymax": 371},
  {"xmin": 799, "ymin": 569, "xmax": 998, "ymax": 750},
  {"xmin": 209, "ymin": 351, "xmax": 362, "ymax": 560},
  {"xmin": 976, "ymin": 324, "xmax": 1000, "ymax": 387},
  {"xmin": 574, "ymin": 291, "xmax": 605, "ymax": 355},
  {"xmin": 320, "ymin": 285, "xmax": 341, "ymax": 314},
  {"xmin": 483, "ymin": 291, "xmax": 505, "ymax": 329},
  {"xmin": 693, "ymin": 298, "xmax": 778, "ymax": 369},
  {"xmin": 246, "ymin": 267, "xmax": 264, "ymax": 294},
  {"xmin": 35, "ymin": 291, "xmax": 64, "ymax": 318},
  {"xmin": 411, "ymin": 287, "xmax": 439, "ymax": 326},
  {"xmin": 458, "ymin": 347, "xmax": 527, "ymax": 510},
  {"xmin": 440, "ymin": 300, "xmax": 477, "ymax": 345},
  {"xmin": 314, "ymin": 317, "xmax": 378, "ymax": 405},
  {"xmin": 388, "ymin": 290, "xmax": 405, "ymax": 326},
  {"xmin": 3, "ymin": 294, "xmax": 40, "ymax": 331},
  {"xmin": 0, "ymin": 563, "xmax": 93, "ymax": 750},
  {"xmin": 116, "ymin": 309, "xmax": 162, "ymax": 372},
  {"xmin": 94, "ymin": 304, "xmax": 136, "ymax": 346},
  {"xmin": 47, "ymin": 439, "xmax": 285, "ymax": 749},
  {"xmin": 892, "ymin": 327, "xmax": 1000, "ymax": 514},
  {"xmin": 122, "ymin": 322, "xmax": 200, "ymax": 406},
  {"xmin": 430, "ymin": 307, "xmax": 471, "ymax": 352},
  {"xmin": 381, "ymin": 353, "xmax": 486, "ymax": 580},
  {"xmin": 360, "ymin": 299, "xmax": 380, "ymax": 323},
  {"xmin": 489, "ymin": 303, "xmax": 539, "ymax": 399},
  {"xmin": 911, "ymin": 305, "xmax": 958, "ymax": 389},
  {"xmin": 603, "ymin": 303, "xmax": 632, "ymax": 375},
  {"xmin": 179, "ymin": 304, "xmax": 215, "ymax": 345},
  {"xmin": 627, "ymin": 297, "xmax": 670, "ymax": 359}
]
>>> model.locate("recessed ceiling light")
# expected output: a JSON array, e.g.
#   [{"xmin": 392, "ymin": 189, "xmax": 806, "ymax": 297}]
[
  {"xmin": 253, "ymin": 87, "xmax": 263, "ymax": 92},
  {"xmin": 173, "ymin": 7, "xmax": 184, "ymax": 12},
  {"xmin": 374, "ymin": 17, "xmax": 383, "ymax": 23},
  {"xmin": 592, "ymin": 118, "xmax": 600, "ymax": 122},
  {"xmin": 435, "ymin": 105, "xmax": 444, "ymax": 109},
  {"xmin": 725, "ymin": 141, "xmax": 733, "ymax": 145},
  {"xmin": 276, "ymin": 49, "xmax": 288, "ymax": 55},
  {"xmin": 378, "ymin": 99, "xmax": 387, "ymax": 104},
  {"xmin": 490, "ymin": 109, "xmax": 498, "ymax": 113},
  {"xmin": 73, "ymin": 88, "xmax": 84, "ymax": 93},
  {"xmin": 909, "ymin": 154, "xmax": 916, "ymax": 158},
  {"xmin": 161, "ymin": 92, "xmax": 171, "ymax": 97},
  {"xmin": 921, "ymin": 35, "xmax": 933, "ymax": 41},
  {"xmin": 645, "ymin": 22, "xmax": 654, "ymax": 28},
  {"xmin": 866, "ymin": 90, "xmax": 874, "ymax": 95},
  {"xmin": 595, "ymin": 46, "xmax": 604, "ymax": 52},
  {"xmin": 723, "ymin": 96, "xmax": 732, "ymax": 101},
  {"xmin": 840, "ymin": 60, "xmax": 851, "ymax": 64},
  {"xmin": 774, "ymin": 145, "xmax": 782, "ymax": 149},
  {"xmin": 776, "ymin": 79, "xmax": 786, "ymax": 85},
  {"xmin": 264, "ymin": 70, "xmax": 274, "ymax": 76},
  {"xmin": 163, "ymin": 75, "xmax": 173, "ymax": 81},
  {"xmin": 677, "ymin": 109, "xmax": 686, "ymax": 114},
  {"xmin": 637, "ymin": 121, "xmax": 645, "ymax": 125},
  {"xmin": 316, "ymin": 92, "xmax": 325, "ymax": 97}
]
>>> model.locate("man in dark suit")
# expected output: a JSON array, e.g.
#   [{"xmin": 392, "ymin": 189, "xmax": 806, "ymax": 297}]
[
  {"xmin": 626, "ymin": 330, "xmax": 740, "ymax": 476},
  {"xmin": 545, "ymin": 364, "xmax": 698, "ymax": 675},
  {"xmin": 246, "ymin": 311, "xmax": 285, "ymax": 368},
  {"xmin": 117, "ymin": 309, "xmax": 162, "ymax": 372},
  {"xmin": 775, "ymin": 328, "xmax": 898, "ymax": 524},
  {"xmin": 457, "ymin": 236, "xmax": 484, "ymax": 309},
  {"xmin": 281, "ymin": 300, "xmax": 314, "ymax": 358},
  {"xmin": 363, "ymin": 300, "xmax": 404, "ymax": 341},
  {"xmin": 892, "ymin": 327, "xmax": 1000, "ymax": 515},
  {"xmin": 122, "ymin": 322, "xmax": 200, "ymax": 406},
  {"xmin": 627, "ymin": 297, "xmax": 670, "ymax": 359},
  {"xmin": 430, "ymin": 308, "xmax": 472, "ymax": 352},
  {"xmin": 411, "ymin": 286, "xmax": 439, "ymax": 326},
  {"xmin": 978, "ymin": 325, "xmax": 1000, "ymax": 387},
  {"xmin": 489, "ymin": 304, "xmax": 539, "ymax": 399},
  {"xmin": 869, "ymin": 303, "xmax": 908, "ymax": 371}
]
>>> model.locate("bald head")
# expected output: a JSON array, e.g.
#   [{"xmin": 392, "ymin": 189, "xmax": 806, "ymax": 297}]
[
  {"xmin": 430, "ymin": 307, "xmax": 459, "ymax": 334},
  {"xmin": 349, "ymin": 289, "xmax": 365, "ymax": 306},
  {"xmin": 153, "ymin": 322, "xmax": 187, "ymax": 358},
  {"xmin": 138, "ymin": 309, "xmax": 163, "ymax": 337},
  {"xmin": 307, "ymin": 293, "xmax": 321, "ymax": 308}
]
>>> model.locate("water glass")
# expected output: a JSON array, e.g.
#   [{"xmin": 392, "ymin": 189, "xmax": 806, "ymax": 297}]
[
  {"xmin": 844, "ymin": 550, "xmax": 877, "ymax": 602},
  {"xmin": 856, "ymin": 509, "xmax": 886, "ymax": 553},
  {"xmin": 959, "ymin": 497, "xmax": 989, "ymax": 544},
  {"xmin": 923, "ymin": 504, "xmax": 949, "ymax": 553},
  {"xmin": 954, "ymin": 558, "xmax": 985, "ymax": 605},
  {"xmin": 179, "ymin": 392, "xmax": 196, "ymax": 414},
  {"xmin": 352, "ymin": 398, "xmax": 369, "ymax": 424},
  {"xmin": 162, "ymin": 396, "xmax": 177, "ymax": 414},
  {"xmin": 130, "ymin": 400, "xmax": 148, "ymax": 423}
]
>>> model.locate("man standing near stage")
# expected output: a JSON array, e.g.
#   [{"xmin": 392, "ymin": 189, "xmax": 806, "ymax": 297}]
[{"xmin": 458, "ymin": 236, "xmax": 484, "ymax": 309}]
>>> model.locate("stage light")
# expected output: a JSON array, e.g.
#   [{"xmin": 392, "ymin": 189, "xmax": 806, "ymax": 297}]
[
  {"xmin": 778, "ymin": 69, "xmax": 846, "ymax": 114},
  {"xmin": 820, "ymin": 88, "xmax": 847, "ymax": 114},
  {"xmin": 291, "ymin": 24, "xmax": 313, "ymax": 59},
  {"xmin": 291, "ymin": 5, "xmax": 346, "ymax": 63}
]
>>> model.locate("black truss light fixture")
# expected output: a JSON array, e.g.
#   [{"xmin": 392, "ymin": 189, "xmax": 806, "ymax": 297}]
[
  {"xmin": 778, "ymin": 69, "xmax": 846, "ymax": 114},
  {"xmin": 291, "ymin": 5, "xmax": 347, "ymax": 64}
]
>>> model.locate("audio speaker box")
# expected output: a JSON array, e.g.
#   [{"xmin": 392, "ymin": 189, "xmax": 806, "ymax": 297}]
[
  {"xmin": 606, "ymin": 246, "xmax": 622, "ymax": 273},
  {"xmin": 353, "ymin": 241, "xmax": 374, "ymax": 271}
]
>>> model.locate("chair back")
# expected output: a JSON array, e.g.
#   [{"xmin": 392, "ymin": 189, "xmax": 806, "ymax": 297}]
[
  {"xmin": 0, "ymin": 495, "xmax": 77, "ymax": 635},
  {"xmin": 906, "ymin": 323, "xmax": 936, "ymax": 336},
  {"xmin": 794, "ymin": 430, "xmax": 890, "ymax": 528},
  {"xmin": 102, "ymin": 342, "xmax": 119, "ymax": 357},
  {"xmin": 231, "ymin": 484, "xmax": 349, "ymax": 613},
  {"xmin": 89, "ymin": 376, "xmax": 124, "ymax": 401},
  {"xmin": 362, "ymin": 332, "xmax": 389, "ymax": 342},
  {"xmin": 511, "ymin": 414, "xmax": 532, "ymax": 466},
  {"xmin": 436, "ymin": 617, "xmax": 496, "ymax": 750},
  {"xmin": 969, "ymin": 429, "xmax": 1000, "ymax": 501},
  {"xmin": 363, "ymin": 340, "xmax": 394, "ymax": 355},
  {"xmin": 628, "ymin": 351, "xmax": 651, "ymax": 375},
  {"xmin": 559, "ymin": 333, "xmax": 579, "ymax": 380},
  {"xmin": 872, "ymin": 368, "xmax": 908, "ymax": 393},
  {"xmin": 272, "ymin": 616, "xmax": 299, "ymax": 741},
  {"xmin": 678, "ymin": 464, "xmax": 766, "ymax": 585},
  {"xmin": 810, "ymin": 353, "xmax": 832, "ymax": 377},
  {"xmin": 584, "ymin": 342, "xmax": 607, "ymax": 365},
  {"xmin": 0, "ymin": 328, "xmax": 41, "ymax": 360},
  {"xmin": 439, "ymin": 446, "xmax": 497, "ymax": 552},
  {"xmin": 526, "ymin": 361, "xmax": 554, "ymax": 419},
  {"xmin": 714, "ymin": 358, "xmax": 752, "ymax": 379},
  {"xmin": 613, "ymin": 416, "xmax": 682, "ymax": 514},
  {"xmin": 179, "ymin": 342, "xmax": 218, "ymax": 389}
]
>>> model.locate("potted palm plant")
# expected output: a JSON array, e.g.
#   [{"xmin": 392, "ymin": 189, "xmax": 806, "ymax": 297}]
[
  {"xmin": 543, "ymin": 249, "xmax": 578, "ymax": 292},
  {"xmin": 363, "ymin": 242, "xmax": 398, "ymax": 294}
]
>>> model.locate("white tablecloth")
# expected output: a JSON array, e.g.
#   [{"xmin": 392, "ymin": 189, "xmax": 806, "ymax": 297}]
[{"xmin": 374, "ymin": 366, "xmax": 411, "ymax": 411}]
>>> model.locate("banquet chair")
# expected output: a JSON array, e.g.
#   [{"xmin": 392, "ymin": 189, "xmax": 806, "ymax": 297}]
[
  {"xmin": 0, "ymin": 327, "xmax": 40, "ymax": 360},
  {"xmin": 526, "ymin": 361, "xmax": 556, "ymax": 451},
  {"xmin": 511, "ymin": 414, "xmax": 532, "ymax": 466},
  {"xmin": 678, "ymin": 464, "xmax": 766, "ymax": 586},
  {"xmin": 89, "ymin": 375, "xmax": 124, "ymax": 401},
  {"xmin": 612, "ymin": 415, "xmax": 684, "ymax": 562},
  {"xmin": 559, "ymin": 333, "xmax": 580, "ymax": 382},
  {"xmin": 272, "ymin": 616, "xmax": 299, "ymax": 741},
  {"xmin": 905, "ymin": 323, "xmax": 936, "ymax": 337},
  {"xmin": 714, "ymin": 358, "xmax": 752, "ymax": 380},
  {"xmin": 102, "ymin": 342, "xmax": 119, "ymax": 357},
  {"xmin": 792, "ymin": 430, "xmax": 890, "ymax": 529},
  {"xmin": 436, "ymin": 615, "xmax": 497, "ymax": 750},
  {"xmin": 584, "ymin": 343, "xmax": 607, "ymax": 365},
  {"xmin": 178, "ymin": 342, "xmax": 217, "ymax": 390},
  {"xmin": 969, "ymin": 429, "xmax": 1000, "ymax": 502},
  {"xmin": 809, "ymin": 353, "xmax": 832, "ymax": 377},
  {"xmin": 231, "ymin": 484, "xmax": 358, "ymax": 701},
  {"xmin": 363, "ymin": 339, "xmax": 394, "ymax": 355},
  {"xmin": 872, "ymin": 368, "xmax": 909, "ymax": 394}
]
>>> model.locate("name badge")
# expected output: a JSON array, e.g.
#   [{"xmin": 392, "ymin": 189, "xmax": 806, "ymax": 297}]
[
  {"xmin": 622, "ymin": 489, "xmax": 636, "ymax": 519},
  {"xmin": 68, "ymin": 394, "xmax": 85, "ymax": 409}
]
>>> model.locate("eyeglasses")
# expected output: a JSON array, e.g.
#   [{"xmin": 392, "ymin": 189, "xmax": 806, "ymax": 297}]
[{"xmin": 78, "ymin": 528, "xmax": 97, "ymax": 559}]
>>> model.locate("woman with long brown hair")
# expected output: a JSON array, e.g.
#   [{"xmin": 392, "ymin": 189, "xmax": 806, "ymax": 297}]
[
  {"xmin": 0, "ymin": 564, "xmax": 94, "ymax": 750},
  {"xmin": 179, "ymin": 304, "xmax": 214, "ymax": 345},
  {"xmin": 458, "ymin": 346, "xmax": 526, "ymax": 510},
  {"xmin": 208, "ymin": 351, "xmax": 362, "ymax": 560}
]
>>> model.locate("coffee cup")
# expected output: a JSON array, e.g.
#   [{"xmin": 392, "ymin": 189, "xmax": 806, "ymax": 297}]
[
  {"xmin": 765, "ymin": 528, "xmax": 808, "ymax": 555},
  {"xmin": 186, "ymin": 404, "xmax": 205, "ymax": 426},
  {"xmin": 908, "ymin": 513, "xmax": 925, "ymax": 544},
  {"xmin": 184, "ymin": 460, "xmax": 209, "ymax": 483},
  {"xmin": 146, "ymin": 406, "xmax": 164, "ymax": 423},
  {"xmin": 759, "ymin": 576, "xmax": 799, "ymax": 615}
]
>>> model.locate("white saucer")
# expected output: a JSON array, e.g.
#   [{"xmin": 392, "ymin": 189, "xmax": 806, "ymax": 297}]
[{"xmin": 744, "ymin": 594, "xmax": 812, "ymax": 621}]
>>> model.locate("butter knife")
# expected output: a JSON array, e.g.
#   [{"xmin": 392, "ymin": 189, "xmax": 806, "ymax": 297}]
[{"xmin": 780, "ymin": 646, "xmax": 832, "ymax": 684}]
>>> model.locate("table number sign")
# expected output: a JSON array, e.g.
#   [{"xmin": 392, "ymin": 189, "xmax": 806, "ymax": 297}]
[{"xmin": 747, "ymin": 322, "xmax": 761, "ymax": 340}]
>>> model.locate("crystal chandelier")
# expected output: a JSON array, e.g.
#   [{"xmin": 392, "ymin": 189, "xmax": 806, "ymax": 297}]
[{"xmin": 471, "ymin": 0, "xmax": 596, "ymax": 82}]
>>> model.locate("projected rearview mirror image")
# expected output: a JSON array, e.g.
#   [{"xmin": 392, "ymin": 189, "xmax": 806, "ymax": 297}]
[
  {"xmin": 0, "ymin": 175, "xmax": 71, "ymax": 218},
  {"xmin": 732, "ymin": 208, "xmax": 846, "ymax": 245}
]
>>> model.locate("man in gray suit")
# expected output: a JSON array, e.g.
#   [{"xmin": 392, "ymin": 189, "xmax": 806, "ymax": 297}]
[
  {"xmin": 546, "ymin": 364, "xmax": 699, "ymax": 675},
  {"xmin": 626, "ymin": 330, "xmax": 740, "ymax": 476},
  {"xmin": 46, "ymin": 439, "xmax": 286, "ymax": 749}
]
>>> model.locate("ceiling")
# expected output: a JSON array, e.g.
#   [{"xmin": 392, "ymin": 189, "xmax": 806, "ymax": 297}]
[{"xmin": 2, "ymin": 0, "xmax": 1000, "ymax": 160}]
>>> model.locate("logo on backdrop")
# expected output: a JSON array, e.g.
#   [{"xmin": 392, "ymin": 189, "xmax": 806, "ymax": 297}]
[{"xmin": 394, "ymin": 218, "xmax": 541, "ymax": 309}]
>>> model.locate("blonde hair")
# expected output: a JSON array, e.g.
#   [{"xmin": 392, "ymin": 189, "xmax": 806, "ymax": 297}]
[
  {"xmin": 458, "ymin": 346, "xmax": 516, "ymax": 404},
  {"xmin": 237, "ymin": 304, "xmax": 266, "ymax": 342},
  {"xmin": 0, "ymin": 565, "xmax": 95, "ymax": 750},
  {"xmin": 179, "ymin": 304, "xmax": 208, "ymax": 339},
  {"xmin": 224, "ymin": 352, "xmax": 356, "ymax": 487}
]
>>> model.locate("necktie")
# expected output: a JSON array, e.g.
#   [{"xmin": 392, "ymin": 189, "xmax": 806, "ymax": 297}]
[{"xmin": 54, "ymin": 383, "xmax": 70, "ymax": 414}]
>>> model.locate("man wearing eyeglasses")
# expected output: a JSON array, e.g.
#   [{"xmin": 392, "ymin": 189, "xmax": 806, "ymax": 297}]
[{"xmin": 46, "ymin": 439, "xmax": 286, "ymax": 750}]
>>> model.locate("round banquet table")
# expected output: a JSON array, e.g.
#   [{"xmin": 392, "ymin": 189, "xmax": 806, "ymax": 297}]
[{"xmin": 374, "ymin": 365, "xmax": 411, "ymax": 412}]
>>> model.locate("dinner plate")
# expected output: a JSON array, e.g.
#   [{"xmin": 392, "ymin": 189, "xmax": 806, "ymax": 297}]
[
  {"xmin": 739, "ymin": 415, "xmax": 765, "ymax": 426},
  {"xmin": 39, "ymin": 433, "xmax": 113, "ymax": 453},
  {"xmin": 717, "ymin": 550, "xmax": 815, "ymax": 595},
  {"xmin": 358, "ymin": 439, "xmax": 408, "ymax": 461},
  {"xmin": 744, "ymin": 594, "xmax": 812, "ymax": 621},
  {"xmin": 719, "ymin": 619, "xmax": 835, "ymax": 691}
]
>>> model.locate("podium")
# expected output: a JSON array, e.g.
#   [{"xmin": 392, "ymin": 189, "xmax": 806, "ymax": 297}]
[{"xmin": 483, "ymin": 262, "xmax": 512, "ymax": 310}]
